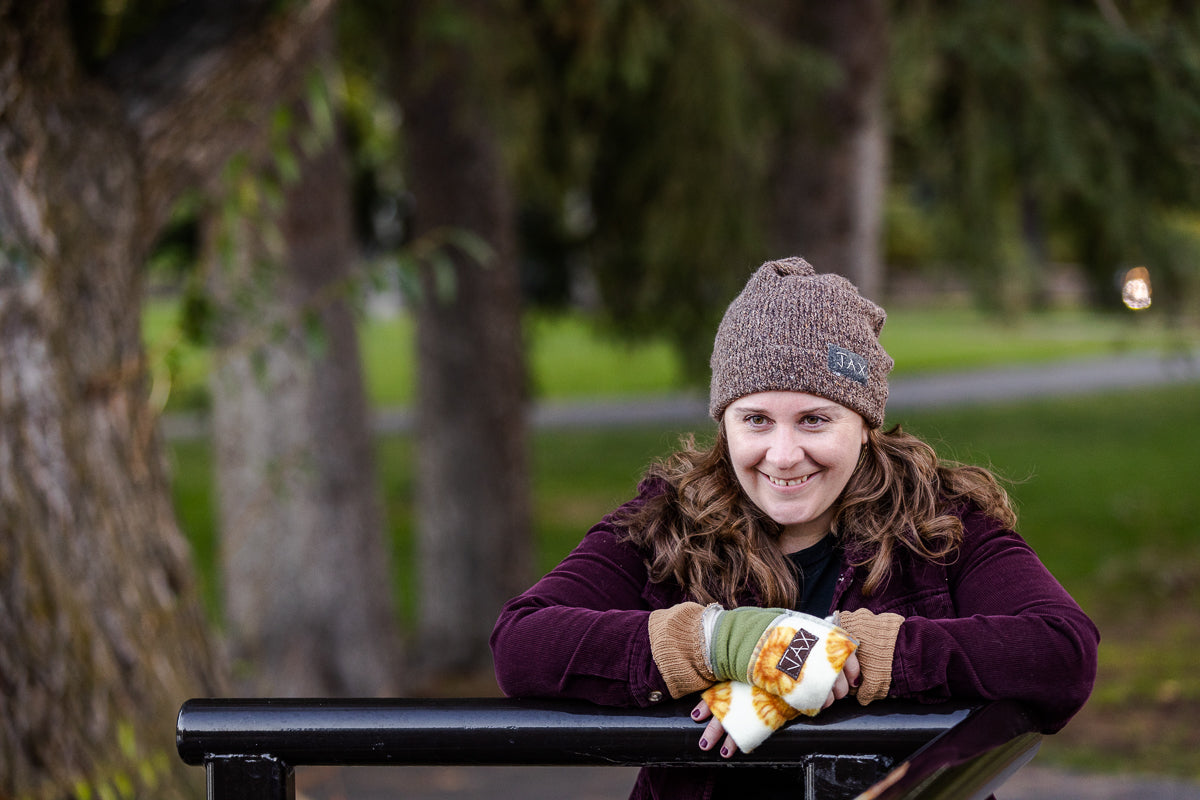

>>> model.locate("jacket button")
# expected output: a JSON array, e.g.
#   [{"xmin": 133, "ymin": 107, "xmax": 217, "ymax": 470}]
[{"xmin": 648, "ymin": 691, "xmax": 664, "ymax": 703}]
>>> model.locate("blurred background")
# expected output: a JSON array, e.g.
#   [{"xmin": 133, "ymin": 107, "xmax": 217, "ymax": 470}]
[{"xmin": 3, "ymin": 1, "xmax": 1199, "ymax": 798}]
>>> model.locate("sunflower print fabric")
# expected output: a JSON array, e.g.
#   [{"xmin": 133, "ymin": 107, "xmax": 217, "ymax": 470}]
[{"xmin": 702, "ymin": 614, "xmax": 858, "ymax": 753}]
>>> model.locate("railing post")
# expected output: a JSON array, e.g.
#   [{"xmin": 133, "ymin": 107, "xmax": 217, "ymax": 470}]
[
  {"xmin": 807, "ymin": 754, "xmax": 895, "ymax": 799},
  {"xmin": 206, "ymin": 755, "xmax": 294, "ymax": 800}
]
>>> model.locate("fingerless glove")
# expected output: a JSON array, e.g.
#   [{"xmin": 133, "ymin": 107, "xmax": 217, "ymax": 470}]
[{"xmin": 707, "ymin": 606, "xmax": 858, "ymax": 714}]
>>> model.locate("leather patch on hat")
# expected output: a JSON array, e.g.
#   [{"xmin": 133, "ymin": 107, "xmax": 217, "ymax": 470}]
[
  {"xmin": 776, "ymin": 627, "xmax": 819, "ymax": 679},
  {"xmin": 828, "ymin": 343, "xmax": 869, "ymax": 385}
]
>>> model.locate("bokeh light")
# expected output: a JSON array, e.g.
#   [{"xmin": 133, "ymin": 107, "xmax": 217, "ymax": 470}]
[{"xmin": 1121, "ymin": 266, "xmax": 1152, "ymax": 310}]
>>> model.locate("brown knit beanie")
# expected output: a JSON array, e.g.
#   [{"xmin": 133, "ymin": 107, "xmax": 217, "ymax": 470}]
[{"xmin": 709, "ymin": 256, "xmax": 893, "ymax": 428}]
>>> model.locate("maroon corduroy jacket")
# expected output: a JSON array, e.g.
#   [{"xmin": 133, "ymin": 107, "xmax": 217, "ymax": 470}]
[{"xmin": 490, "ymin": 479, "xmax": 1099, "ymax": 800}]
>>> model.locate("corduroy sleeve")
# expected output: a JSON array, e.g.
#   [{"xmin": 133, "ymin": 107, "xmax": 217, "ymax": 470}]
[
  {"xmin": 491, "ymin": 482, "xmax": 686, "ymax": 709},
  {"xmin": 491, "ymin": 525, "xmax": 668, "ymax": 707},
  {"xmin": 884, "ymin": 509, "xmax": 1099, "ymax": 733}
]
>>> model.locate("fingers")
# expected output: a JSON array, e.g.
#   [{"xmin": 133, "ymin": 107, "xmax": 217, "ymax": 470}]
[
  {"xmin": 719, "ymin": 733, "xmax": 739, "ymax": 758},
  {"xmin": 826, "ymin": 670, "xmax": 849, "ymax": 708},
  {"xmin": 823, "ymin": 653, "xmax": 862, "ymax": 709},
  {"xmin": 697, "ymin": 715, "xmax": 724, "ymax": 752},
  {"xmin": 693, "ymin": 699, "xmax": 720, "ymax": 751},
  {"xmin": 693, "ymin": 699, "xmax": 739, "ymax": 758},
  {"xmin": 844, "ymin": 652, "xmax": 862, "ymax": 692}
]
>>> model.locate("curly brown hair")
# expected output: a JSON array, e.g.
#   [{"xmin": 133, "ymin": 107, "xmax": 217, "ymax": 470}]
[{"xmin": 620, "ymin": 423, "xmax": 1016, "ymax": 607}]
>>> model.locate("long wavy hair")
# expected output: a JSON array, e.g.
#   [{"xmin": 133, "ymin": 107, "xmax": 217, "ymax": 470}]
[{"xmin": 619, "ymin": 422, "xmax": 1016, "ymax": 608}]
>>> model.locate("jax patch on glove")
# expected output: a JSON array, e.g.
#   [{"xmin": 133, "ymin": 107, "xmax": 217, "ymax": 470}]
[
  {"xmin": 706, "ymin": 607, "xmax": 858, "ymax": 715},
  {"xmin": 702, "ymin": 681, "xmax": 799, "ymax": 753}
]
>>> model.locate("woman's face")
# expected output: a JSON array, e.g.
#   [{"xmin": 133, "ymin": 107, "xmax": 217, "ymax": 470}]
[{"xmin": 723, "ymin": 390, "xmax": 868, "ymax": 552}]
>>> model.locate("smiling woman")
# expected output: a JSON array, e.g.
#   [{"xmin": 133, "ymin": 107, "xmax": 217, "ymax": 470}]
[
  {"xmin": 490, "ymin": 256, "xmax": 1099, "ymax": 800},
  {"xmin": 724, "ymin": 392, "xmax": 868, "ymax": 553}
]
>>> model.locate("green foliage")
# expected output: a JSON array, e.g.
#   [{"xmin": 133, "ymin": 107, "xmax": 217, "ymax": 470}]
[
  {"xmin": 65, "ymin": 721, "xmax": 173, "ymax": 800},
  {"xmin": 392, "ymin": 228, "xmax": 494, "ymax": 307},
  {"xmin": 890, "ymin": 1, "xmax": 1200, "ymax": 312},
  {"xmin": 340, "ymin": 2, "xmax": 1200, "ymax": 371},
  {"xmin": 509, "ymin": 2, "xmax": 835, "ymax": 376}
]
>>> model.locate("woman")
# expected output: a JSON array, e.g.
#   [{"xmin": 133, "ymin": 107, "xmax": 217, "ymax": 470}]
[{"xmin": 490, "ymin": 257, "xmax": 1099, "ymax": 798}]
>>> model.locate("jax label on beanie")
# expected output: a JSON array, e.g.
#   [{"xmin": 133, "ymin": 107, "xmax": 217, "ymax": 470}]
[{"xmin": 828, "ymin": 344, "xmax": 869, "ymax": 385}]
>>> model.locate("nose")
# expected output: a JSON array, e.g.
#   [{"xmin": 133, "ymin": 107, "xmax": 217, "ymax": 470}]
[{"xmin": 765, "ymin": 427, "xmax": 805, "ymax": 470}]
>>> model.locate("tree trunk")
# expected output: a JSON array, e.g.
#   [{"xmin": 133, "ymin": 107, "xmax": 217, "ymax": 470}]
[
  {"xmin": 211, "ymin": 101, "xmax": 402, "ymax": 697},
  {"xmin": 0, "ymin": 5, "xmax": 221, "ymax": 799},
  {"xmin": 764, "ymin": 0, "xmax": 889, "ymax": 300},
  {"xmin": 0, "ymin": 1, "xmax": 335, "ymax": 796},
  {"xmin": 392, "ymin": 1, "xmax": 533, "ymax": 681}
]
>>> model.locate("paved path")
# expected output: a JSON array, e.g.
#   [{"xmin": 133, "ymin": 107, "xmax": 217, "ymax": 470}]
[
  {"xmin": 528, "ymin": 348, "xmax": 1200, "ymax": 429},
  {"xmin": 298, "ymin": 762, "xmax": 1200, "ymax": 800},
  {"xmin": 885, "ymin": 348, "xmax": 1199, "ymax": 412}
]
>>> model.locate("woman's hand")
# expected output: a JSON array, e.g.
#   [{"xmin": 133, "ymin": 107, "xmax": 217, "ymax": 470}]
[
  {"xmin": 692, "ymin": 698, "xmax": 736, "ymax": 757},
  {"xmin": 840, "ymin": 651, "xmax": 861, "ymax": 701},
  {"xmin": 693, "ymin": 653, "xmax": 861, "ymax": 758}
]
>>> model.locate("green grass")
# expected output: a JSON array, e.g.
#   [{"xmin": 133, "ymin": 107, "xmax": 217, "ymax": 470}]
[
  {"xmin": 143, "ymin": 303, "xmax": 689, "ymax": 412},
  {"xmin": 890, "ymin": 387, "xmax": 1200, "ymax": 605},
  {"xmin": 525, "ymin": 314, "xmax": 687, "ymax": 399},
  {"xmin": 145, "ymin": 299, "xmax": 1198, "ymax": 412},
  {"xmin": 880, "ymin": 306, "xmax": 1196, "ymax": 374},
  {"xmin": 166, "ymin": 439, "xmax": 222, "ymax": 620}
]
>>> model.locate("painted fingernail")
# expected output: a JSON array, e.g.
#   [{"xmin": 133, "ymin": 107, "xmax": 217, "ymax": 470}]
[
  {"xmin": 699, "ymin": 738, "xmax": 709, "ymax": 749},
  {"xmin": 691, "ymin": 708, "xmax": 702, "ymax": 719},
  {"xmin": 720, "ymin": 746, "xmax": 731, "ymax": 758}
]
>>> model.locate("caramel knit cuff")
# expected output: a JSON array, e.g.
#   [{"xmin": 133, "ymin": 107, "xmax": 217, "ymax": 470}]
[
  {"xmin": 649, "ymin": 602, "xmax": 715, "ymax": 698},
  {"xmin": 837, "ymin": 608, "xmax": 904, "ymax": 705}
]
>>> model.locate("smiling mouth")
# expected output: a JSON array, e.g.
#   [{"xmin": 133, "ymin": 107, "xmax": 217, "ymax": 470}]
[{"xmin": 767, "ymin": 473, "xmax": 812, "ymax": 488}]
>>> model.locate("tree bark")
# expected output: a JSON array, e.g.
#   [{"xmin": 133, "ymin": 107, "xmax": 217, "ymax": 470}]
[
  {"xmin": 211, "ymin": 98, "xmax": 402, "ymax": 697},
  {"xmin": 391, "ymin": 1, "xmax": 533, "ymax": 681},
  {"xmin": 763, "ymin": 0, "xmax": 889, "ymax": 300},
  {"xmin": 0, "ymin": 1, "xmax": 334, "ymax": 797}
]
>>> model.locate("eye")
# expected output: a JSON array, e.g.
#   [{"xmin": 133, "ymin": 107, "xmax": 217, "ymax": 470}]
[
  {"xmin": 745, "ymin": 414, "xmax": 770, "ymax": 427},
  {"xmin": 800, "ymin": 414, "xmax": 828, "ymax": 427}
]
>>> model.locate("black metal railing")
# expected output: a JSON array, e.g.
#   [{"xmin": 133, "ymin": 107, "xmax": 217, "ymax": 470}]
[{"xmin": 176, "ymin": 697, "xmax": 1042, "ymax": 800}]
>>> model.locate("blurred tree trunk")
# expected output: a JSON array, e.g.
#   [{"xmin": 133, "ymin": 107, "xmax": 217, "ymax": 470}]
[
  {"xmin": 209, "ymin": 92, "xmax": 402, "ymax": 696},
  {"xmin": 762, "ymin": 0, "xmax": 889, "ymax": 299},
  {"xmin": 0, "ymin": 1, "xmax": 334, "ymax": 797},
  {"xmin": 389, "ymin": 1, "xmax": 533, "ymax": 681}
]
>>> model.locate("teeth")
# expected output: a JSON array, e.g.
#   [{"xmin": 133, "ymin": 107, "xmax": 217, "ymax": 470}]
[{"xmin": 770, "ymin": 474, "xmax": 809, "ymax": 487}]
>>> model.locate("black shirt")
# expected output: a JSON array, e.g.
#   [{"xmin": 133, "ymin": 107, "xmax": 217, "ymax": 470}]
[{"xmin": 787, "ymin": 532, "xmax": 840, "ymax": 617}]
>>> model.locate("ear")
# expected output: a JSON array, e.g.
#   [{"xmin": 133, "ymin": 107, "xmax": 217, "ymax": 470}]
[{"xmin": 860, "ymin": 426, "xmax": 869, "ymax": 446}]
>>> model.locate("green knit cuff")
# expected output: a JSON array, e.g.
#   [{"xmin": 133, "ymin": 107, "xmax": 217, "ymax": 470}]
[{"xmin": 709, "ymin": 607, "xmax": 786, "ymax": 683}]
